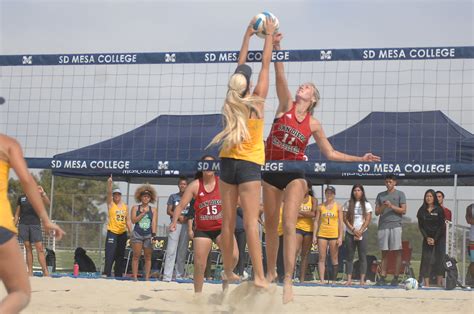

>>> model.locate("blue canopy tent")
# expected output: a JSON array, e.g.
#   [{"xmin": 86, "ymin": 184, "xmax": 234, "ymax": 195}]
[
  {"xmin": 49, "ymin": 114, "xmax": 222, "ymax": 183},
  {"xmin": 304, "ymin": 110, "xmax": 474, "ymax": 186},
  {"xmin": 26, "ymin": 110, "xmax": 473, "ymax": 219},
  {"xmin": 34, "ymin": 110, "xmax": 473, "ymax": 186}
]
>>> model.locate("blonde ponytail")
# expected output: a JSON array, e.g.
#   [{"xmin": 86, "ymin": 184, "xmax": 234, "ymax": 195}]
[{"xmin": 208, "ymin": 73, "xmax": 263, "ymax": 152}]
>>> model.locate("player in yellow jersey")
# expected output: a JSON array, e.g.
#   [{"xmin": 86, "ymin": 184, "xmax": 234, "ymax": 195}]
[
  {"xmin": 295, "ymin": 179, "xmax": 317, "ymax": 283},
  {"xmin": 0, "ymin": 134, "xmax": 64, "ymax": 313},
  {"xmin": 208, "ymin": 17, "xmax": 276, "ymax": 288},
  {"xmin": 313, "ymin": 186, "xmax": 342, "ymax": 284},
  {"xmin": 103, "ymin": 175, "xmax": 132, "ymax": 277}
]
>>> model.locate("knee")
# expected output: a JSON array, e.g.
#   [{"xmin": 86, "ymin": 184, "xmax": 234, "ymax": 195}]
[
  {"xmin": 282, "ymin": 222, "xmax": 295, "ymax": 235},
  {"xmin": 243, "ymin": 221, "xmax": 257, "ymax": 233}
]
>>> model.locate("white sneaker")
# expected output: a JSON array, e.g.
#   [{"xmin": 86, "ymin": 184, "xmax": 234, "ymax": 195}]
[{"xmin": 242, "ymin": 270, "xmax": 249, "ymax": 281}]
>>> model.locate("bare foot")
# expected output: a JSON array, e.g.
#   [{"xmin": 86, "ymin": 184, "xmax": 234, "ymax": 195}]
[
  {"xmin": 253, "ymin": 276, "xmax": 269, "ymax": 289},
  {"xmin": 283, "ymin": 279, "xmax": 294, "ymax": 304},
  {"xmin": 266, "ymin": 271, "xmax": 278, "ymax": 283},
  {"xmin": 320, "ymin": 280, "xmax": 327, "ymax": 285},
  {"xmin": 360, "ymin": 281, "xmax": 365, "ymax": 286},
  {"xmin": 345, "ymin": 281, "xmax": 352, "ymax": 286},
  {"xmin": 221, "ymin": 270, "xmax": 240, "ymax": 282}
]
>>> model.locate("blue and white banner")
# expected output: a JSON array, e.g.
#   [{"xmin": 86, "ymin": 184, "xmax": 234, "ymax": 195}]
[
  {"xmin": 25, "ymin": 158, "xmax": 474, "ymax": 179},
  {"xmin": 1, "ymin": 46, "xmax": 473, "ymax": 66}
]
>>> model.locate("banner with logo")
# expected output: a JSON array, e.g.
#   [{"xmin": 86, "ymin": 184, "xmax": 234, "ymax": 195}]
[
  {"xmin": 26, "ymin": 158, "xmax": 474, "ymax": 181},
  {"xmin": 1, "ymin": 46, "xmax": 473, "ymax": 66}
]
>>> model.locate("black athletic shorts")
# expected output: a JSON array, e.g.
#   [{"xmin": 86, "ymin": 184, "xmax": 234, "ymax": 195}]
[
  {"xmin": 220, "ymin": 158, "xmax": 261, "ymax": 185},
  {"xmin": 18, "ymin": 224, "xmax": 43, "ymax": 243},
  {"xmin": 262, "ymin": 171, "xmax": 305, "ymax": 190},
  {"xmin": 296, "ymin": 228, "xmax": 313, "ymax": 237},
  {"xmin": 318, "ymin": 237, "xmax": 338, "ymax": 241},
  {"xmin": 0, "ymin": 227, "xmax": 16, "ymax": 245},
  {"xmin": 194, "ymin": 229, "xmax": 221, "ymax": 242}
]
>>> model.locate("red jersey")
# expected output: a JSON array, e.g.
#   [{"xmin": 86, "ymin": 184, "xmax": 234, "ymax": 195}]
[
  {"xmin": 265, "ymin": 104, "xmax": 312, "ymax": 160},
  {"xmin": 442, "ymin": 206, "xmax": 452, "ymax": 222},
  {"xmin": 193, "ymin": 176, "xmax": 222, "ymax": 231}
]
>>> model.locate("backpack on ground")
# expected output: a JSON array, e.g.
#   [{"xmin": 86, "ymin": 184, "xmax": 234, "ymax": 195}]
[
  {"xmin": 45, "ymin": 248, "xmax": 56, "ymax": 272},
  {"xmin": 443, "ymin": 254, "xmax": 459, "ymax": 290}
]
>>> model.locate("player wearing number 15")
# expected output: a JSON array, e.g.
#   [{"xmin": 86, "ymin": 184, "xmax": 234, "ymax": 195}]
[
  {"xmin": 263, "ymin": 33, "xmax": 381, "ymax": 303},
  {"xmin": 169, "ymin": 156, "xmax": 239, "ymax": 293},
  {"xmin": 104, "ymin": 176, "xmax": 132, "ymax": 278}
]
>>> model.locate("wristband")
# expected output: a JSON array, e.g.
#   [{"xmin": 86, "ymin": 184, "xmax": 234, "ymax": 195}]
[{"xmin": 152, "ymin": 232, "xmax": 156, "ymax": 237}]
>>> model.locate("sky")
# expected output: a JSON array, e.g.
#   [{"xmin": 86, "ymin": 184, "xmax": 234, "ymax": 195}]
[{"xmin": 0, "ymin": 0, "xmax": 473, "ymax": 226}]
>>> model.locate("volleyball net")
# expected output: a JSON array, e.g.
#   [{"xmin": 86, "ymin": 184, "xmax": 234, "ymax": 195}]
[{"xmin": 0, "ymin": 46, "xmax": 473, "ymax": 181}]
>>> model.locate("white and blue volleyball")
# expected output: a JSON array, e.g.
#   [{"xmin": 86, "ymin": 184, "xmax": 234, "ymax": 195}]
[
  {"xmin": 404, "ymin": 278, "xmax": 419, "ymax": 290},
  {"xmin": 252, "ymin": 11, "xmax": 279, "ymax": 38}
]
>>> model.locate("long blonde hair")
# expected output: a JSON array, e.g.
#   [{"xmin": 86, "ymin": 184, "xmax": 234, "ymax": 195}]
[
  {"xmin": 208, "ymin": 73, "xmax": 263, "ymax": 152},
  {"xmin": 306, "ymin": 82, "xmax": 321, "ymax": 115}
]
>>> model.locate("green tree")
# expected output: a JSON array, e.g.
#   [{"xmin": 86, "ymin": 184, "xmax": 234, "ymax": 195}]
[{"xmin": 8, "ymin": 170, "xmax": 107, "ymax": 222}]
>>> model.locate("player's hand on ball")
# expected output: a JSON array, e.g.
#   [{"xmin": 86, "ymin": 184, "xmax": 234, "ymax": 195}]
[{"xmin": 265, "ymin": 17, "xmax": 277, "ymax": 37}]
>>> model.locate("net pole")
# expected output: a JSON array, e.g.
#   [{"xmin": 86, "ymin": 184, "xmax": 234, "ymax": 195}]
[
  {"xmin": 49, "ymin": 175, "xmax": 55, "ymax": 219},
  {"xmin": 452, "ymin": 174, "xmax": 458, "ymax": 261}
]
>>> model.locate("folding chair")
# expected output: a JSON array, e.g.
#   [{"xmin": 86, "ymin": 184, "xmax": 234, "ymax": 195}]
[
  {"xmin": 184, "ymin": 243, "xmax": 194, "ymax": 278},
  {"xmin": 376, "ymin": 240, "xmax": 415, "ymax": 282},
  {"xmin": 124, "ymin": 236, "xmax": 168, "ymax": 277}
]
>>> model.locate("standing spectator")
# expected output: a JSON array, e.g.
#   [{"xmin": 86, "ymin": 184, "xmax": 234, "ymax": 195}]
[
  {"xmin": 14, "ymin": 185, "xmax": 51, "ymax": 276},
  {"xmin": 295, "ymin": 179, "xmax": 317, "ymax": 282},
  {"xmin": 163, "ymin": 176, "xmax": 191, "ymax": 282},
  {"xmin": 436, "ymin": 191, "xmax": 452, "ymax": 222},
  {"xmin": 234, "ymin": 201, "xmax": 247, "ymax": 277},
  {"xmin": 375, "ymin": 174, "xmax": 407, "ymax": 286},
  {"xmin": 417, "ymin": 189, "xmax": 445, "ymax": 287},
  {"xmin": 343, "ymin": 184, "xmax": 373, "ymax": 286},
  {"xmin": 130, "ymin": 185, "xmax": 158, "ymax": 281},
  {"xmin": 466, "ymin": 203, "xmax": 474, "ymax": 285},
  {"xmin": 312, "ymin": 186, "xmax": 343, "ymax": 284},
  {"xmin": 103, "ymin": 175, "xmax": 131, "ymax": 277}
]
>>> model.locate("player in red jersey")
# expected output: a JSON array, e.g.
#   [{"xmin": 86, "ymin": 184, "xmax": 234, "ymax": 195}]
[
  {"xmin": 262, "ymin": 33, "xmax": 381, "ymax": 303},
  {"xmin": 169, "ymin": 155, "xmax": 239, "ymax": 293}
]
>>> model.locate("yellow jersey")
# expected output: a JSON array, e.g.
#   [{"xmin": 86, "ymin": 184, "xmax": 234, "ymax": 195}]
[
  {"xmin": 219, "ymin": 119, "xmax": 265, "ymax": 166},
  {"xmin": 296, "ymin": 196, "xmax": 314, "ymax": 232},
  {"xmin": 0, "ymin": 160, "xmax": 17, "ymax": 233},
  {"xmin": 107, "ymin": 202, "xmax": 128, "ymax": 234},
  {"xmin": 317, "ymin": 202, "xmax": 339, "ymax": 238}
]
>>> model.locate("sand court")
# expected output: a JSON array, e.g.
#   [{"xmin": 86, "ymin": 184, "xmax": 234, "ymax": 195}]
[{"xmin": 1, "ymin": 277, "xmax": 472, "ymax": 313}]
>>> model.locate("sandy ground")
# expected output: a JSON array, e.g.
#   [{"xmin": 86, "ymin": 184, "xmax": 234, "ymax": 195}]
[{"xmin": 0, "ymin": 277, "xmax": 472, "ymax": 313}]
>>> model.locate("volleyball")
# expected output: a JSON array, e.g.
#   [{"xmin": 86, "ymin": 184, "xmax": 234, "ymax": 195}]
[
  {"xmin": 252, "ymin": 11, "xmax": 279, "ymax": 38},
  {"xmin": 404, "ymin": 278, "xmax": 419, "ymax": 290}
]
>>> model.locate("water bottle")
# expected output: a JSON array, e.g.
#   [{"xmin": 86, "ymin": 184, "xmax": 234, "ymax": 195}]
[{"xmin": 73, "ymin": 263, "xmax": 79, "ymax": 277}]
